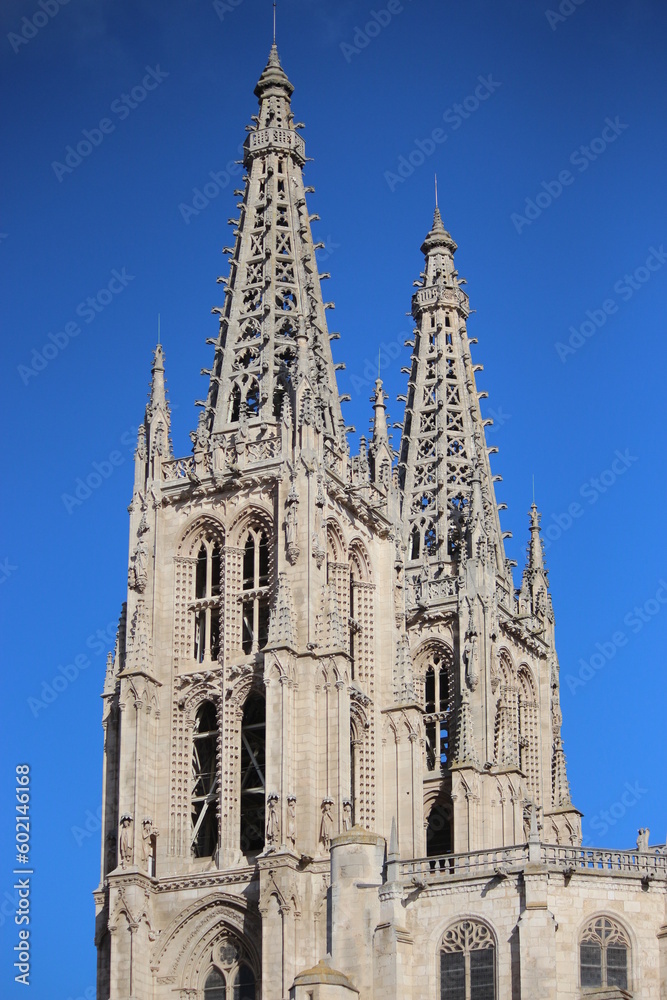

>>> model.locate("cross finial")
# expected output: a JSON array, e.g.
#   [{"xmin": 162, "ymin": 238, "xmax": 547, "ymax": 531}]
[
  {"xmin": 273, "ymin": 0, "xmax": 276, "ymax": 43},
  {"xmin": 434, "ymin": 173, "xmax": 438, "ymax": 209}
]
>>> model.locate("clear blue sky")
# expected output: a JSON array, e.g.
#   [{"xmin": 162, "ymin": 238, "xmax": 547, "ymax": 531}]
[{"xmin": 1, "ymin": 1, "xmax": 666, "ymax": 996}]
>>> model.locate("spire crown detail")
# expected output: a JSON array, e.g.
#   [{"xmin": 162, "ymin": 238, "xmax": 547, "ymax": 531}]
[
  {"xmin": 421, "ymin": 206, "xmax": 457, "ymax": 256},
  {"xmin": 254, "ymin": 43, "xmax": 294, "ymax": 99}
]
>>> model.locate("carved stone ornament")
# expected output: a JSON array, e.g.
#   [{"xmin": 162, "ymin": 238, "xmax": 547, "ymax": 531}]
[
  {"xmin": 128, "ymin": 536, "xmax": 149, "ymax": 593},
  {"xmin": 319, "ymin": 798, "xmax": 334, "ymax": 850},
  {"xmin": 119, "ymin": 814, "xmax": 133, "ymax": 868},
  {"xmin": 265, "ymin": 793, "xmax": 280, "ymax": 847},
  {"xmin": 286, "ymin": 795, "xmax": 297, "ymax": 850},
  {"xmin": 285, "ymin": 481, "xmax": 300, "ymax": 564}
]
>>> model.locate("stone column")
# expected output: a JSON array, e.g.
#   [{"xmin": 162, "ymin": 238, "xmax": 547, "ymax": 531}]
[
  {"xmin": 517, "ymin": 865, "xmax": 557, "ymax": 999},
  {"xmin": 329, "ymin": 829, "xmax": 384, "ymax": 996}
]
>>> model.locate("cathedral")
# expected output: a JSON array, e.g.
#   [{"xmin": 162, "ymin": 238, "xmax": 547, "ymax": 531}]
[{"xmin": 95, "ymin": 43, "xmax": 667, "ymax": 1000}]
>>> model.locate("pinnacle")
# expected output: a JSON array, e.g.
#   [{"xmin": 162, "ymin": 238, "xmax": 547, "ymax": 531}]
[
  {"xmin": 527, "ymin": 503, "xmax": 545, "ymax": 572},
  {"xmin": 254, "ymin": 42, "xmax": 294, "ymax": 99},
  {"xmin": 152, "ymin": 343, "xmax": 165, "ymax": 372},
  {"xmin": 421, "ymin": 206, "xmax": 457, "ymax": 256}
]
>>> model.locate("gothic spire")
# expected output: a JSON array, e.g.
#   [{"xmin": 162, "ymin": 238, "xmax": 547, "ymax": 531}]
[
  {"xmin": 527, "ymin": 503, "xmax": 545, "ymax": 572},
  {"xmin": 397, "ymin": 207, "xmax": 505, "ymax": 580},
  {"xmin": 368, "ymin": 378, "xmax": 392, "ymax": 487},
  {"xmin": 201, "ymin": 45, "xmax": 345, "ymax": 453},
  {"xmin": 135, "ymin": 344, "xmax": 172, "ymax": 490},
  {"xmin": 519, "ymin": 503, "xmax": 552, "ymax": 624}
]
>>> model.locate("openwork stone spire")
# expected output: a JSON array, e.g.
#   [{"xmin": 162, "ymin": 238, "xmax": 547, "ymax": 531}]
[
  {"xmin": 397, "ymin": 208, "xmax": 504, "ymax": 576},
  {"xmin": 202, "ymin": 44, "xmax": 345, "ymax": 452}
]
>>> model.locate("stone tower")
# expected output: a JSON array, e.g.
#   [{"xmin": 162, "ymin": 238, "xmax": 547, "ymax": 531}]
[{"xmin": 96, "ymin": 44, "xmax": 667, "ymax": 1000}]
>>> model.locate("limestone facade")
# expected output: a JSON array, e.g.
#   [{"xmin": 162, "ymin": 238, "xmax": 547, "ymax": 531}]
[{"xmin": 95, "ymin": 44, "xmax": 667, "ymax": 1000}]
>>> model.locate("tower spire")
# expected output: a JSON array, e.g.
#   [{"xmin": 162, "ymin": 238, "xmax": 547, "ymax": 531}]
[
  {"xmin": 202, "ymin": 47, "xmax": 345, "ymax": 455},
  {"xmin": 397, "ymin": 208, "xmax": 505, "ymax": 580},
  {"xmin": 368, "ymin": 378, "xmax": 392, "ymax": 487}
]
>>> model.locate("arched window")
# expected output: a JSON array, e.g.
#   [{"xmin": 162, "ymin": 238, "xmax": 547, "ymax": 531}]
[
  {"xmin": 204, "ymin": 969, "xmax": 226, "ymax": 1000},
  {"xmin": 191, "ymin": 702, "xmax": 218, "ymax": 858},
  {"xmin": 229, "ymin": 384, "xmax": 241, "ymax": 423},
  {"xmin": 240, "ymin": 695, "xmax": 266, "ymax": 854},
  {"xmin": 241, "ymin": 529, "xmax": 271, "ymax": 654},
  {"xmin": 233, "ymin": 964, "xmax": 256, "ymax": 1000},
  {"xmin": 440, "ymin": 920, "xmax": 496, "ymax": 1000},
  {"xmin": 193, "ymin": 540, "xmax": 222, "ymax": 663},
  {"xmin": 423, "ymin": 648, "xmax": 452, "ymax": 771},
  {"xmin": 426, "ymin": 797, "xmax": 452, "ymax": 860},
  {"xmin": 580, "ymin": 916, "xmax": 630, "ymax": 991},
  {"xmin": 517, "ymin": 667, "xmax": 539, "ymax": 800},
  {"xmin": 349, "ymin": 547, "xmax": 368, "ymax": 682}
]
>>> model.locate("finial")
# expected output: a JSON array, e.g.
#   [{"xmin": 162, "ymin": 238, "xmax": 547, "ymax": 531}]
[
  {"xmin": 532, "ymin": 473, "xmax": 535, "ymax": 505},
  {"xmin": 377, "ymin": 346, "xmax": 381, "ymax": 380},
  {"xmin": 434, "ymin": 173, "xmax": 438, "ymax": 209},
  {"xmin": 273, "ymin": 0, "xmax": 276, "ymax": 43},
  {"xmin": 157, "ymin": 313, "xmax": 161, "ymax": 346}
]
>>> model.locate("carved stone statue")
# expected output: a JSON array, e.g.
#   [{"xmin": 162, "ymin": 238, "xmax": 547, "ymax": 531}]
[
  {"xmin": 285, "ymin": 504, "xmax": 298, "ymax": 559},
  {"xmin": 637, "ymin": 827, "xmax": 650, "ymax": 852},
  {"xmin": 266, "ymin": 794, "xmax": 280, "ymax": 847},
  {"xmin": 285, "ymin": 483, "xmax": 300, "ymax": 564},
  {"xmin": 342, "ymin": 800, "xmax": 352, "ymax": 831},
  {"xmin": 128, "ymin": 537, "xmax": 148, "ymax": 593},
  {"xmin": 141, "ymin": 818, "xmax": 153, "ymax": 870},
  {"xmin": 463, "ymin": 632, "xmax": 479, "ymax": 691},
  {"xmin": 119, "ymin": 814, "xmax": 133, "ymax": 868},
  {"xmin": 320, "ymin": 799, "xmax": 334, "ymax": 850},
  {"xmin": 286, "ymin": 795, "xmax": 297, "ymax": 850}
]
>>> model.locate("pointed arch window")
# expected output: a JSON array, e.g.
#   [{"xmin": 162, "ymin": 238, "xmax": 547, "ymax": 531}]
[
  {"xmin": 440, "ymin": 920, "xmax": 496, "ymax": 1000},
  {"xmin": 233, "ymin": 964, "xmax": 256, "ymax": 1000},
  {"xmin": 241, "ymin": 529, "xmax": 271, "ymax": 654},
  {"xmin": 191, "ymin": 702, "xmax": 218, "ymax": 858},
  {"xmin": 580, "ymin": 917, "xmax": 630, "ymax": 991},
  {"xmin": 193, "ymin": 539, "xmax": 222, "ymax": 663},
  {"xmin": 348, "ymin": 551, "xmax": 367, "ymax": 682},
  {"xmin": 204, "ymin": 969, "xmax": 226, "ymax": 1000},
  {"xmin": 426, "ymin": 797, "xmax": 452, "ymax": 862},
  {"xmin": 423, "ymin": 649, "xmax": 452, "ymax": 771},
  {"xmin": 240, "ymin": 694, "xmax": 266, "ymax": 854},
  {"xmin": 517, "ymin": 667, "xmax": 539, "ymax": 801},
  {"xmin": 203, "ymin": 963, "xmax": 256, "ymax": 1000}
]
